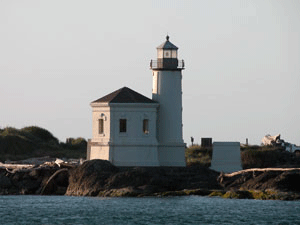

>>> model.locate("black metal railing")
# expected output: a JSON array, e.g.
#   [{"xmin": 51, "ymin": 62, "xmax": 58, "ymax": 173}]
[{"xmin": 150, "ymin": 59, "xmax": 185, "ymax": 70}]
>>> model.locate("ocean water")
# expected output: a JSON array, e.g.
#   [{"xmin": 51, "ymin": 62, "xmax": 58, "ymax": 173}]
[{"xmin": 0, "ymin": 195, "xmax": 299, "ymax": 225}]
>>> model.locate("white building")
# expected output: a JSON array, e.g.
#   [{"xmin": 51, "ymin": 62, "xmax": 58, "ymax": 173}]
[
  {"xmin": 210, "ymin": 142, "xmax": 242, "ymax": 173},
  {"xmin": 87, "ymin": 36, "xmax": 186, "ymax": 167}
]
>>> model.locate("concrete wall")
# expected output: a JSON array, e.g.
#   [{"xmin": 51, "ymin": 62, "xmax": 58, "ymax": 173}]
[
  {"xmin": 89, "ymin": 145, "xmax": 110, "ymax": 161},
  {"xmin": 210, "ymin": 142, "xmax": 241, "ymax": 173},
  {"xmin": 111, "ymin": 145, "xmax": 159, "ymax": 166},
  {"xmin": 157, "ymin": 144, "xmax": 186, "ymax": 166},
  {"xmin": 91, "ymin": 103, "xmax": 111, "ymax": 143},
  {"xmin": 88, "ymin": 102, "xmax": 160, "ymax": 166},
  {"xmin": 109, "ymin": 104, "xmax": 160, "ymax": 166},
  {"xmin": 152, "ymin": 70, "xmax": 186, "ymax": 167},
  {"xmin": 152, "ymin": 70, "xmax": 183, "ymax": 144},
  {"xmin": 109, "ymin": 103, "xmax": 158, "ymax": 146}
]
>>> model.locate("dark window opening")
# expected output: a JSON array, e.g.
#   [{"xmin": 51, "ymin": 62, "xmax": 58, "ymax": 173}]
[
  {"xmin": 143, "ymin": 119, "xmax": 149, "ymax": 134},
  {"xmin": 120, "ymin": 119, "xmax": 127, "ymax": 133},
  {"xmin": 99, "ymin": 119, "xmax": 104, "ymax": 134}
]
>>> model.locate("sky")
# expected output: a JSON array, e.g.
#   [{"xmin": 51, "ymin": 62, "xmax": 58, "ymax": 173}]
[{"xmin": 0, "ymin": 0, "xmax": 299, "ymax": 146}]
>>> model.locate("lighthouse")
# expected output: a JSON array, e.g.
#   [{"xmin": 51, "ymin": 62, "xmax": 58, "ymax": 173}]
[
  {"xmin": 87, "ymin": 36, "xmax": 186, "ymax": 167},
  {"xmin": 150, "ymin": 36, "xmax": 186, "ymax": 166}
]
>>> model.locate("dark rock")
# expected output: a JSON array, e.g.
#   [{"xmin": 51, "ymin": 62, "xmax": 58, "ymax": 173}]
[
  {"xmin": 66, "ymin": 159, "xmax": 119, "ymax": 196},
  {"xmin": 275, "ymin": 171, "xmax": 300, "ymax": 192},
  {"xmin": 106, "ymin": 168, "xmax": 156, "ymax": 189},
  {"xmin": 0, "ymin": 175, "xmax": 12, "ymax": 189},
  {"xmin": 66, "ymin": 160, "xmax": 222, "ymax": 197},
  {"xmin": 0, "ymin": 164, "xmax": 69, "ymax": 195},
  {"xmin": 55, "ymin": 170, "xmax": 69, "ymax": 187},
  {"xmin": 222, "ymin": 169, "xmax": 300, "ymax": 195},
  {"xmin": 40, "ymin": 169, "xmax": 69, "ymax": 195},
  {"xmin": 2, "ymin": 158, "xmax": 300, "ymax": 200},
  {"xmin": 17, "ymin": 179, "xmax": 40, "ymax": 194}
]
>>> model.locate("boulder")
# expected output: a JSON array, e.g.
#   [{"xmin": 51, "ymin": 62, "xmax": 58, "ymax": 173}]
[
  {"xmin": 66, "ymin": 160, "xmax": 222, "ymax": 197},
  {"xmin": 66, "ymin": 159, "xmax": 119, "ymax": 196}
]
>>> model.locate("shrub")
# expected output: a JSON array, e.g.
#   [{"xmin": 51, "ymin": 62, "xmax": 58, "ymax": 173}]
[
  {"xmin": 63, "ymin": 137, "xmax": 87, "ymax": 150},
  {"xmin": 185, "ymin": 145, "xmax": 212, "ymax": 167},
  {"xmin": 0, "ymin": 135, "xmax": 36, "ymax": 158},
  {"xmin": 241, "ymin": 146, "xmax": 296, "ymax": 169},
  {"xmin": 0, "ymin": 126, "xmax": 86, "ymax": 162},
  {"xmin": 70, "ymin": 137, "xmax": 87, "ymax": 146},
  {"xmin": 0, "ymin": 127, "xmax": 20, "ymax": 136},
  {"xmin": 21, "ymin": 126, "xmax": 59, "ymax": 143}
]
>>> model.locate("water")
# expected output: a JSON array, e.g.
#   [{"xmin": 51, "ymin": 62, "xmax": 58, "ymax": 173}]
[{"xmin": 0, "ymin": 195, "xmax": 300, "ymax": 225}]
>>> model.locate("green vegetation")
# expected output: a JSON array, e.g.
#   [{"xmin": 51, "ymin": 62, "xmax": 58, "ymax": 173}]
[
  {"xmin": 214, "ymin": 189, "xmax": 300, "ymax": 200},
  {"xmin": 241, "ymin": 145, "xmax": 300, "ymax": 169},
  {"xmin": 185, "ymin": 145, "xmax": 212, "ymax": 167},
  {"xmin": 208, "ymin": 191, "xmax": 225, "ymax": 197},
  {"xmin": 185, "ymin": 144, "xmax": 300, "ymax": 169},
  {"xmin": 0, "ymin": 126, "xmax": 86, "ymax": 162},
  {"xmin": 207, "ymin": 189, "xmax": 295, "ymax": 200}
]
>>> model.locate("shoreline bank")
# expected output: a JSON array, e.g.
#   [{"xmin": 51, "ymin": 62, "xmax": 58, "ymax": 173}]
[{"xmin": 1, "ymin": 159, "xmax": 300, "ymax": 200}]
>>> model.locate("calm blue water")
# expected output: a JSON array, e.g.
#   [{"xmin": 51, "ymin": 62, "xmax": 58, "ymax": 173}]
[{"xmin": 0, "ymin": 195, "xmax": 299, "ymax": 225}]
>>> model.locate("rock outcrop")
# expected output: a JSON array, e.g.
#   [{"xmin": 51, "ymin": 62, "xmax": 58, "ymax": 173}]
[
  {"xmin": 65, "ymin": 159, "xmax": 222, "ymax": 197},
  {"xmin": 0, "ymin": 163, "xmax": 70, "ymax": 195},
  {"xmin": 220, "ymin": 168, "xmax": 300, "ymax": 193},
  {"xmin": 66, "ymin": 160, "xmax": 300, "ymax": 199},
  {"xmin": 1, "ymin": 159, "xmax": 300, "ymax": 200}
]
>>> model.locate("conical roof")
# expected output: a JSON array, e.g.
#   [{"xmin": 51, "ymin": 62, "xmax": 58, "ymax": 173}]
[
  {"xmin": 157, "ymin": 35, "xmax": 178, "ymax": 50},
  {"xmin": 92, "ymin": 87, "xmax": 157, "ymax": 104}
]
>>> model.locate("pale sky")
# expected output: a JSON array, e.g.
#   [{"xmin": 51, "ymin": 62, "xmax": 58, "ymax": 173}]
[{"xmin": 1, "ymin": 0, "xmax": 299, "ymax": 145}]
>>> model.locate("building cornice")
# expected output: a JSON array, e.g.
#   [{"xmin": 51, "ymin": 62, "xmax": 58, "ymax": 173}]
[
  {"xmin": 90, "ymin": 102, "xmax": 110, "ymax": 107},
  {"xmin": 109, "ymin": 103, "xmax": 159, "ymax": 108}
]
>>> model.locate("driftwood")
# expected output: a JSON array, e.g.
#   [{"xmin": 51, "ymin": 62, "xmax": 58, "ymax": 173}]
[
  {"xmin": 40, "ymin": 168, "xmax": 69, "ymax": 195},
  {"xmin": 224, "ymin": 168, "xmax": 300, "ymax": 177}
]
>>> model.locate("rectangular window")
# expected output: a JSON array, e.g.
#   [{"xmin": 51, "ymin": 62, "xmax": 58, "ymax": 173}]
[
  {"xmin": 119, "ymin": 119, "xmax": 127, "ymax": 133},
  {"xmin": 164, "ymin": 50, "xmax": 171, "ymax": 58},
  {"xmin": 98, "ymin": 119, "xmax": 104, "ymax": 134},
  {"xmin": 171, "ymin": 50, "xmax": 177, "ymax": 58},
  {"xmin": 143, "ymin": 119, "xmax": 149, "ymax": 134},
  {"xmin": 157, "ymin": 49, "xmax": 163, "ymax": 59}
]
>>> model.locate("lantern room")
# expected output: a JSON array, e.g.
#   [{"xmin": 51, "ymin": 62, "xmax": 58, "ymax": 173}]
[
  {"xmin": 157, "ymin": 35, "xmax": 178, "ymax": 59},
  {"xmin": 150, "ymin": 36, "xmax": 184, "ymax": 70}
]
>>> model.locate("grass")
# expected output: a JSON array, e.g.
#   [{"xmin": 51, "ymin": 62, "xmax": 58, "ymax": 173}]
[{"xmin": 185, "ymin": 145, "xmax": 212, "ymax": 167}]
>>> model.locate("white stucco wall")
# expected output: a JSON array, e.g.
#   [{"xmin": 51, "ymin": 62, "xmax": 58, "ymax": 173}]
[
  {"xmin": 152, "ymin": 70, "xmax": 186, "ymax": 167},
  {"xmin": 109, "ymin": 103, "xmax": 158, "ymax": 146},
  {"xmin": 210, "ymin": 142, "xmax": 242, "ymax": 173},
  {"xmin": 89, "ymin": 145, "xmax": 110, "ymax": 160},
  {"xmin": 152, "ymin": 70, "xmax": 183, "ymax": 144},
  {"xmin": 111, "ymin": 145, "xmax": 159, "ymax": 166},
  {"xmin": 88, "ymin": 102, "xmax": 160, "ymax": 166},
  {"xmin": 91, "ymin": 103, "xmax": 111, "ymax": 144},
  {"xmin": 157, "ymin": 144, "xmax": 186, "ymax": 166}
]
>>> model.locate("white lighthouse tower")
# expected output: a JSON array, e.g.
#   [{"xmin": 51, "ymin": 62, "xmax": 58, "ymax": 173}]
[{"xmin": 150, "ymin": 36, "xmax": 186, "ymax": 166}]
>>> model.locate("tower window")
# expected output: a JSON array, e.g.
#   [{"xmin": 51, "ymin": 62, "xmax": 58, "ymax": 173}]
[
  {"xmin": 143, "ymin": 119, "xmax": 149, "ymax": 134},
  {"xmin": 164, "ymin": 50, "xmax": 171, "ymax": 58},
  {"xmin": 119, "ymin": 119, "xmax": 127, "ymax": 133},
  {"xmin": 171, "ymin": 50, "xmax": 177, "ymax": 58},
  {"xmin": 99, "ymin": 119, "xmax": 104, "ymax": 134}
]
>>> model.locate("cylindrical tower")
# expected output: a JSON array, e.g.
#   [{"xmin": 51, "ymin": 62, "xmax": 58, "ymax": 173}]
[{"xmin": 150, "ymin": 36, "xmax": 186, "ymax": 166}]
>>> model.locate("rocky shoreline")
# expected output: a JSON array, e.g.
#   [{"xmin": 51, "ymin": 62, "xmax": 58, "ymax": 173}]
[{"xmin": 1, "ymin": 159, "xmax": 300, "ymax": 200}]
